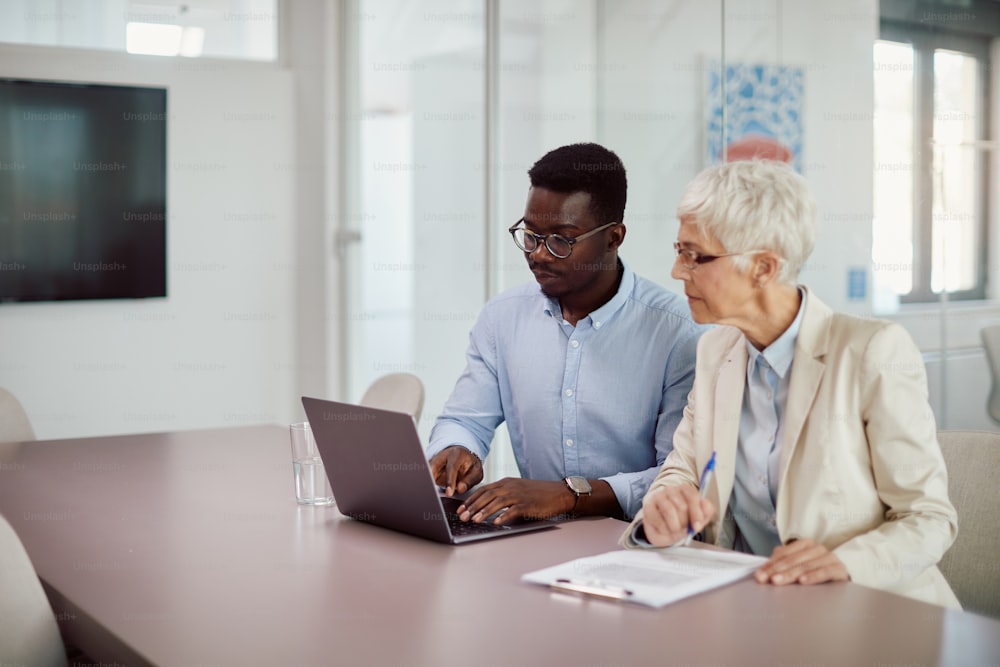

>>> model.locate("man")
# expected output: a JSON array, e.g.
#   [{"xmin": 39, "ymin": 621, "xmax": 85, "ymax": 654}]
[{"xmin": 426, "ymin": 143, "xmax": 703, "ymax": 523}]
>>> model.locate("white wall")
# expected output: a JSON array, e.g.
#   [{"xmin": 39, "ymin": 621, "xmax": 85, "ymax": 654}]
[{"xmin": 0, "ymin": 44, "xmax": 298, "ymax": 439}]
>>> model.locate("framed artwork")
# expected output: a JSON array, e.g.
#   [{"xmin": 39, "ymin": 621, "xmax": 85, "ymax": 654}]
[{"xmin": 706, "ymin": 62, "xmax": 804, "ymax": 171}]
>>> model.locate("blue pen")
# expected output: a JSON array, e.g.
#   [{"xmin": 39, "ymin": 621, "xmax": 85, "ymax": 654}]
[{"xmin": 680, "ymin": 451, "xmax": 716, "ymax": 547}]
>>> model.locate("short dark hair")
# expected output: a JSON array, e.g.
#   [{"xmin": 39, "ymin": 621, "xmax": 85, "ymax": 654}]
[{"xmin": 527, "ymin": 143, "xmax": 627, "ymax": 226}]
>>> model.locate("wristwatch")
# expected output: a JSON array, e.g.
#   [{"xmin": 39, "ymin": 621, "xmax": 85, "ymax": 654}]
[{"xmin": 564, "ymin": 476, "xmax": 592, "ymax": 514}]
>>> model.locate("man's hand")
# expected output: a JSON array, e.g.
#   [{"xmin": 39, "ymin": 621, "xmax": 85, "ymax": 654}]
[
  {"xmin": 754, "ymin": 538, "xmax": 850, "ymax": 586},
  {"xmin": 428, "ymin": 446, "xmax": 484, "ymax": 497},
  {"xmin": 640, "ymin": 485, "xmax": 716, "ymax": 547},
  {"xmin": 457, "ymin": 478, "xmax": 574, "ymax": 525}
]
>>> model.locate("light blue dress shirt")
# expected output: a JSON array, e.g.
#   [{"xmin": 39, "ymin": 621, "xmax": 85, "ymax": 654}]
[
  {"xmin": 731, "ymin": 288, "xmax": 807, "ymax": 556},
  {"xmin": 426, "ymin": 260, "xmax": 704, "ymax": 518}
]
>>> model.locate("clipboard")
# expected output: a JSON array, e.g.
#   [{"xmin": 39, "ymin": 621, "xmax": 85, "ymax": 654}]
[
  {"xmin": 550, "ymin": 577, "xmax": 634, "ymax": 601},
  {"xmin": 521, "ymin": 546, "xmax": 766, "ymax": 608}
]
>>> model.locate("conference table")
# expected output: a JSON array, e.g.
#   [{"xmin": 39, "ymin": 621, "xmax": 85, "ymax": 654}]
[{"xmin": 1, "ymin": 425, "xmax": 999, "ymax": 666}]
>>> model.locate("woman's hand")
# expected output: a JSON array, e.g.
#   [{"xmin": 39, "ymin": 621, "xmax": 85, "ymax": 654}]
[
  {"xmin": 754, "ymin": 538, "xmax": 850, "ymax": 585},
  {"xmin": 640, "ymin": 485, "xmax": 715, "ymax": 547}
]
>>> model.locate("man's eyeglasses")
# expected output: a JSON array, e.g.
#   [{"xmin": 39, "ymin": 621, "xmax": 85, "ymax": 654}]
[
  {"xmin": 509, "ymin": 220, "xmax": 620, "ymax": 259},
  {"xmin": 673, "ymin": 242, "xmax": 767, "ymax": 270}
]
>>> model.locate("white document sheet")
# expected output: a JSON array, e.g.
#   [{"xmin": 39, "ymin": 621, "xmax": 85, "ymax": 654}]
[{"xmin": 521, "ymin": 546, "xmax": 767, "ymax": 608}]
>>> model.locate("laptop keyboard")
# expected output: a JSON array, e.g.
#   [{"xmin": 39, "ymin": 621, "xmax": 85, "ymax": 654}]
[
  {"xmin": 439, "ymin": 497, "xmax": 513, "ymax": 534},
  {"xmin": 447, "ymin": 513, "xmax": 513, "ymax": 535}
]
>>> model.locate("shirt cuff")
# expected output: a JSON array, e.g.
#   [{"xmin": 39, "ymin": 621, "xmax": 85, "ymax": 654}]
[
  {"xmin": 425, "ymin": 422, "xmax": 490, "ymax": 462},
  {"xmin": 622, "ymin": 520, "xmax": 657, "ymax": 549},
  {"xmin": 600, "ymin": 469, "xmax": 659, "ymax": 520}
]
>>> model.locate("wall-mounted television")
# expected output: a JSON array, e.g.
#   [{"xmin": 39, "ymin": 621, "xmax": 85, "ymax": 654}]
[{"xmin": 0, "ymin": 78, "xmax": 166, "ymax": 302}]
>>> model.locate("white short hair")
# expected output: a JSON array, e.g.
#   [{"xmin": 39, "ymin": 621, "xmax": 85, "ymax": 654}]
[{"xmin": 676, "ymin": 160, "xmax": 816, "ymax": 284}]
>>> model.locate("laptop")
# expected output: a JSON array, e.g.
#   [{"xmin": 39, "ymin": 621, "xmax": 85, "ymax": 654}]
[{"xmin": 301, "ymin": 396, "xmax": 557, "ymax": 544}]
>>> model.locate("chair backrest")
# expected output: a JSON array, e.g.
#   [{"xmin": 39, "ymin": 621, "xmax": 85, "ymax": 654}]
[
  {"xmin": 0, "ymin": 513, "xmax": 66, "ymax": 667},
  {"xmin": 936, "ymin": 429, "xmax": 1000, "ymax": 618},
  {"xmin": 0, "ymin": 387, "xmax": 36, "ymax": 443},
  {"xmin": 359, "ymin": 373, "xmax": 425, "ymax": 422},
  {"xmin": 979, "ymin": 326, "xmax": 1000, "ymax": 425}
]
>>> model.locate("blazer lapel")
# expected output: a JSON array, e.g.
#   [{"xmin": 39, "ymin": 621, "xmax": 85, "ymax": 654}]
[
  {"xmin": 777, "ymin": 289, "xmax": 831, "ymax": 488},
  {"xmin": 711, "ymin": 333, "xmax": 747, "ymax": 516}
]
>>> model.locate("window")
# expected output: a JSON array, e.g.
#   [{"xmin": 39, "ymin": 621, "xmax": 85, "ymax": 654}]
[
  {"xmin": 873, "ymin": 25, "xmax": 992, "ymax": 305},
  {"xmin": 0, "ymin": 0, "xmax": 277, "ymax": 61}
]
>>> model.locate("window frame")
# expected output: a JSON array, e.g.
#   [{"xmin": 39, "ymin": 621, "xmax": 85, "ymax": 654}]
[{"xmin": 879, "ymin": 20, "xmax": 992, "ymax": 303}]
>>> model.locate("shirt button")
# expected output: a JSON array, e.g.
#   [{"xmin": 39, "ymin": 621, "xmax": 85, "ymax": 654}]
[
  {"xmin": 766, "ymin": 391, "xmax": 773, "ymax": 400},
  {"xmin": 769, "ymin": 517, "xmax": 777, "ymax": 526},
  {"xmin": 570, "ymin": 340, "xmax": 580, "ymax": 348},
  {"xmin": 566, "ymin": 439, "xmax": 574, "ymax": 447},
  {"xmin": 565, "ymin": 389, "xmax": 574, "ymax": 397},
  {"xmin": 594, "ymin": 321, "xmax": 601, "ymax": 329}
]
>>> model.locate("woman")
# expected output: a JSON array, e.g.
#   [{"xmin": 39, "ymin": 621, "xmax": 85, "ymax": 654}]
[{"xmin": 622, "ymin": 160, "xmax": 959, "ymax": 608}]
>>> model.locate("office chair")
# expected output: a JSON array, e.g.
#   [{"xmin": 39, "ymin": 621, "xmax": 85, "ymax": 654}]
[
  {"xmin": 0, "ymin": 387, "xmax": 36, "ymax": 443},
  {"xmin": 0, "ymin": 513, "xmax": 67, "ymax": 667},
  {"xmin": 359, "ymin": 373, "xmax": 425, "ymax": 422},
  {"xmin": 936, "ymin": 430, "xmax": 1000, "ymax": 618},
  {"xmin": 980, "ymin": 326, "xmax": 1000, "ymax": 425}
]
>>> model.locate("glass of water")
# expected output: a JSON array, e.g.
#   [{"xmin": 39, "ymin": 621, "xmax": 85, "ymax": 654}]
[{"xmin": 289, "ymin": 422, "xmax": 335, "ymax": 506}]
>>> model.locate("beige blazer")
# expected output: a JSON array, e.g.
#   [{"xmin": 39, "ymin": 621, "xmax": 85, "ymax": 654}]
[{"xmin": 623, "ymin": 289, "xmax": 960, "ymax": 608}]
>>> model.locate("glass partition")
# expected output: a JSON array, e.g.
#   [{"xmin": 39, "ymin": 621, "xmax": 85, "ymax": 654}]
[
  {"xmin": 343, "ymin": 1, "xmax": 982, "ymax": 470},
  {"xmin": 347, "ymin": 0, "xmax": 486, "ymax": 439}
]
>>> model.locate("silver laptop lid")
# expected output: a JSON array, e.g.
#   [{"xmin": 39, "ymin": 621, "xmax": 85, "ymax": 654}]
[
  {"xmin": 301, "ymin": 396, "xmax": 556, "ymax": 544},
  {"xmin": 302, "ymin": 396, "xmax": 453, "ymax": 543}
]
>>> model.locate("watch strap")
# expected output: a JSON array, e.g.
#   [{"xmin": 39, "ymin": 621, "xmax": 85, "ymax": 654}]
[{"xmin": 564, "ymin": 476, "xmax": 592, "ymax": 515}]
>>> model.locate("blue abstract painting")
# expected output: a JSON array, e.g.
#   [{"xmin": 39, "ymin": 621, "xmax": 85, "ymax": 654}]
[{"xmin": 706, "ymin": 62, "xmax": 804, "ymax": 172}]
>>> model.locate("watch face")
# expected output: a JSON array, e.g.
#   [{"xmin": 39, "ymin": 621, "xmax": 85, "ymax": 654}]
[{"xmin": 566, "ymin": 476, "xmax": 592, "ymax": 494}]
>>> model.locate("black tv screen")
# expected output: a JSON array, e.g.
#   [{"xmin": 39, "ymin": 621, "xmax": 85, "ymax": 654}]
[{"xmin": 0, "ymin": 79, "xmax": 166, "ymax": 302}]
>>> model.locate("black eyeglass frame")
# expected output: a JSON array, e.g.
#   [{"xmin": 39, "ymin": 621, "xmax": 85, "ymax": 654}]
[{"xmin": 508, "ymin": 219, "xmax": 621, "ymax": 259}]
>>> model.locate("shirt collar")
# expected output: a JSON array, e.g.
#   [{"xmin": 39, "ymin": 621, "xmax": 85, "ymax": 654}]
[
  {"xmin": 542, "ymin": 258, "xmax": 633, "ymax": 324},
  {"xmin": 745, "ymin": 286, "xmax": 807, "ymax": 379}
]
